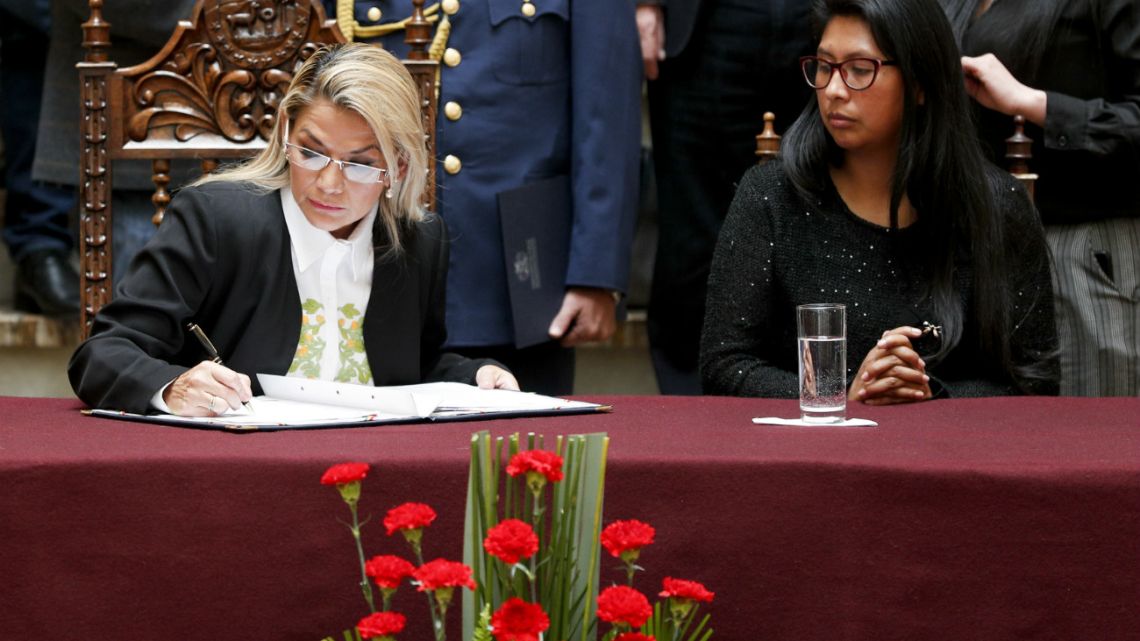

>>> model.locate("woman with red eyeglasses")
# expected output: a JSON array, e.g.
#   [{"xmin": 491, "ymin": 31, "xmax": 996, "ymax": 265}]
[{"xmin": 700, "ymin": 0, "xmax": 1059, "ymax": 402}]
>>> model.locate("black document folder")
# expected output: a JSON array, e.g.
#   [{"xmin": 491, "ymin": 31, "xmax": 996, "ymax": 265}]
[{"xmin": 498, "ymin": 176, "xmax": 572, "ymax": 349}]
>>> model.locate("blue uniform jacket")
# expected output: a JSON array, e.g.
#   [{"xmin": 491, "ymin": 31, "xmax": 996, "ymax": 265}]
[{"xmin": 327, "ymin": 0, "xmax": 642, "ymax": 346}]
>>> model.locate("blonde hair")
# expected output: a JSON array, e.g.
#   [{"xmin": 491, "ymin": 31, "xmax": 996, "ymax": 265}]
[{"xmin": 197, "ymin": 43, "xmax": 428, "ymax": 255}]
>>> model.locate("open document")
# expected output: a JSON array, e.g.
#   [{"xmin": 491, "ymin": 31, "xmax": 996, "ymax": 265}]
[{"xmin": 84, "ymin": 374, "xmax": 610, "ymax": 432}]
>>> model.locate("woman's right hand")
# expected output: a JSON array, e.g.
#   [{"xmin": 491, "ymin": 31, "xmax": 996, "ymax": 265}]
[
  {"xmin": 162, "ymin": 361, "xmax": 254, "ymax": 416},
  {"xmin": 848, "ymin": 327, "xmax": 932, "ymax": 405}
]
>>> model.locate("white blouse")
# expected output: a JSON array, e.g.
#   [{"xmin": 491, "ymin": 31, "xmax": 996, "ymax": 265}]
[
  {"xmin": 280, "ymin": 187, "xmax": 376, "ymax": 385},
  {"xmin": 149, "ymin": 188, "xmax": 378, "ymax": 413}
]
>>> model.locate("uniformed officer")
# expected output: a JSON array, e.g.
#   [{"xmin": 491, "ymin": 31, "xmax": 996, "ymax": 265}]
[{"xmin": 326, "ymin": 0, "xmax": 642, "ymax": 395}]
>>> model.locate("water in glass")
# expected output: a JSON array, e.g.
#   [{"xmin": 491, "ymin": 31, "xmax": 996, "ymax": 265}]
[{"xmin": 799, "ymin": 335, "xmax": 846, "ymax": 423}]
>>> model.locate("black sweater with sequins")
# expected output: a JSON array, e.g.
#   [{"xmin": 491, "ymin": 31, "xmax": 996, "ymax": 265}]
[{"xmin": 700, "ymin": 160, "xmax": 1060, "ymax": 398}]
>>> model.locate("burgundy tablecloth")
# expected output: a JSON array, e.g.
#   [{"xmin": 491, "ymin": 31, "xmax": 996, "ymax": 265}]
[{"xmin": 2, "ymin": 395, "xmax": 1138, "ymax": 641}]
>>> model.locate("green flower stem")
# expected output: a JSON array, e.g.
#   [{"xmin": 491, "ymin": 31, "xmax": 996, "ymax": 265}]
[
  {"xmin": 428, "ymin": 597, "xmax": 446, "ymax": 641},
  {"xmin": 410, "ymin": 543, "xmax": 445, "ymax": 641},
  {"xmin": 347, "ymin": 502, "xmax": 376, "ymax": 614},
  {"xmin": 528, "ymin": 554, "xmax": 538, "ymax": 603},
  {"xmin": 529, "ymin": 490, "xmax": 542, "ymax": 603}
]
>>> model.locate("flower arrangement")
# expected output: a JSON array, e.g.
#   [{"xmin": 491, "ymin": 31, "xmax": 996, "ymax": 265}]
[
  {"xmin": 319, "ymin": 432, "xmax": 714, "ymax": 641},
  {"xmin": 596, "ymin": 520, "xmax": 714, "ymax": 641},
  {"xmin": 319, "ymin": 462, "xmax": 475, "ymax": 641},
  {"xmin": 462, "ymin": 431, "xmax": 610, "ymax": 641}
]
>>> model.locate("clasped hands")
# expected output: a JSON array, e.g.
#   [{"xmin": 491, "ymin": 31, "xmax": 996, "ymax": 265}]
[
  {"xmin": 163, "ymin": 362, "xmax": 519, "ymax": 417},
  {"xmin": 848, "ymin": 326, "xmax": 933, "ymax": 406}
]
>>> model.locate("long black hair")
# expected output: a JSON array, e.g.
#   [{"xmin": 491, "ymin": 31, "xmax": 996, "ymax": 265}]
[
  {"xmin": 781, "ymin": 0, "xmax": 1048, "ymax": 391},
  {"xmin": 938, "ymin": 0, "xmax": 1069, "ymax": 83}
]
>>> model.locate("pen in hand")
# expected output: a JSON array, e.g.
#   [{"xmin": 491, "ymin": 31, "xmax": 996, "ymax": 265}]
[{"xmin": 186, "ymin": 322, "xmax": 254, "ymax": 413}]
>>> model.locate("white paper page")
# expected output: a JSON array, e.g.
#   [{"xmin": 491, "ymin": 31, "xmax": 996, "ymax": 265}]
[
  {"xmin": 120, "ymin": 397, "xmax": 407, "ymax": 428},
  {"xmin": 207, "ymin": 397, "xmax": 408, "ymax": 425},
  {"xmin": 257, "ymin": 374, "xmax": 440, "ymax": 417},
  {"xmin": 387, "ymin": 382, "xmax": 594, "ymax": 412}
]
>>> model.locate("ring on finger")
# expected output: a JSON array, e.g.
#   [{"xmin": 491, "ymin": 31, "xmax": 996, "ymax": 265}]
[{"xmin": 208, "ymin": 394, "xmax": 218, "ymax": 413}]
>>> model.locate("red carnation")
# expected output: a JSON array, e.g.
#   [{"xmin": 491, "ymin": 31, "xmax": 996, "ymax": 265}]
[
  {"xmin": 483, "ymin": 519, "xmax": 539, "ymax": 565},
  {"xmin": 356, "ymin": 611, "xmax": 406, "ymax": 639},
  {"xmin": 490, "ymin": 597, "xmax": 550, "ymax": 641},
  {"xmin": 597, "ymin": 585, "xmax": 652, "ymax": 629},
  {"xmin": 413, "ymin": 558, "xmax": 477, "ymax": 591},
  {"xmin": 600, "ymin": 519, "xmax": 656, "ymax": 560},
  {"xmin": 384, "ymin": 502, "xmax": 437, "ymax": 535},
  {"xmin": 505, "ymin": 450, "xmax": 564, "ymax": 483},
  {"xmin": 365, "ymin": 555, "xmax": 416, "ymax": 589},
  {"xmin": 320, "ymin": 462, "xmax": 370, "ymax": 485},
  {"xmin": 615, "ymin": 634, "xmax": 656, "ymax": 641},
  {"xmin": 659, "ymin": 577, "xmax": 714, "ymax": 603}
]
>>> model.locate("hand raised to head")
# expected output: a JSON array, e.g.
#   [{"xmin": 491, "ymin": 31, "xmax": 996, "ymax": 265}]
[{"xmin": 960, "ymin": 54, "xmax": 1047, "ymax": 126}]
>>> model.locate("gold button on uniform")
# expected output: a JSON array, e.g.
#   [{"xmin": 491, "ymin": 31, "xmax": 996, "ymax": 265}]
[
  {"xmin": 441, "ymin": 0, "xmax": 460, "ymax": 15},
  {"xmin": 443, "ymin": 155, "xmax": 462, "ymax": 175},
  {"xmin": 443, "ymin": 47, "xmax": 462, "ymax": 67},
  {"xmin": 366, "ymin": 6, "xmax": 382, "ymax": 21},
  {"xmin": 444, "ymin": 101, "xmax": 463, "ymax": 121},
  {"xmin": 521, "ymin": 1, "xmax": 536, "ymax": 16}
]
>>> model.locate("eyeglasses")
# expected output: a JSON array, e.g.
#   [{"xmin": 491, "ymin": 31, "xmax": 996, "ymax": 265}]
[
  {"xmin": 282, "ymin": 121, "xmax": 389, "ymax": 185},
  {"xmin": 801, "ymin": 56, "xmax": 898, "ymax": 91}
]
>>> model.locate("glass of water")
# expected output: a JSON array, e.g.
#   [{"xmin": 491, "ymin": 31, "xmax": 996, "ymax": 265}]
[{"xmin": 797, "ymin": 303, "xmax": 846, "ymax": 423}]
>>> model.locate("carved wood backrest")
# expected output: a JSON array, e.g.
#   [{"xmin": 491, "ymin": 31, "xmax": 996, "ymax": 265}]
[{"xmin": 78, "ymin": 0, "xmax": 439, "ymax": 338}]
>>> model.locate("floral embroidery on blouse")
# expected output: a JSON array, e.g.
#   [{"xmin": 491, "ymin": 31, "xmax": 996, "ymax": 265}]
[
  {"xmin": 288, "ymin": 300, "xmax": 372, "ymax": 383},
  {"xmin": 288, "ymin": 298, "xmax": 327, "ymax": 379},
  {"xmin": 336, "ymin": 302, "xmax": 371, "ymax": 384}
]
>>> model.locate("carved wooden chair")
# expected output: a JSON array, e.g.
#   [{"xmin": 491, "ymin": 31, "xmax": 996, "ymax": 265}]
[
  {"xmin": 754, "ymin": 112, "xmax": 781, "ymax": 165},
  {"xmin": 78, "ymin": 0, "xmax": 440, "ymax": 337},
  {"xmin": 1004, "ymin": 115, "xmax": 1037, "ymax": 201}
]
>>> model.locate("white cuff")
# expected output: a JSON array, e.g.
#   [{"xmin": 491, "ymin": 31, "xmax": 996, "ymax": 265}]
[{"xmin": 150, "ymin": 380, "xmax": 177, "ymax": 413}]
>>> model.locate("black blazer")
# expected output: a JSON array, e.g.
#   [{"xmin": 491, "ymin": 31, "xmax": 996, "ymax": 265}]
[
  {"xmin": 69, "ymin": 181, "xmax": 491, "ymax": 413},
  {"xmin": 657, "ymin": 0, "xmax": 701, "ymax": 58}
]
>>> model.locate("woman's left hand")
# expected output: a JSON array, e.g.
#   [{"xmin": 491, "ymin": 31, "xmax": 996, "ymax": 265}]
[
  {"xmin": 475, "ymin": 365, "xmax": 520, "ymax": 391},
  {"xmin": 961, "ymin": 54, "xmax": 1048, "ymax": 126},
  {"xmin": 849, "ymin": 327, "xmax": 933, "ymax": 405}
]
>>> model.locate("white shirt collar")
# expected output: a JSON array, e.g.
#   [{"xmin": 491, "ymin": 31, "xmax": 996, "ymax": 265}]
[{"xmin": 280, "ymin": 187, "xmax": 376, "ymax": 281}]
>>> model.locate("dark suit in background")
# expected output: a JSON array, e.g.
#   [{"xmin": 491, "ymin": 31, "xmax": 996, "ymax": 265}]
[
  {"xmin": 0, "ymin": 0, "xmax": 79, "ymax": 315},
  {"xmin": 642, "ymin": 0, "xmax": 812, "ymax": 393}
]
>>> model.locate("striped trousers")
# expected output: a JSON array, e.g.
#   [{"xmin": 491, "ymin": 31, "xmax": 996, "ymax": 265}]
[{"xmin": 1046, "ymin": 218, "xmax": 1140, "ymax": 396}]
